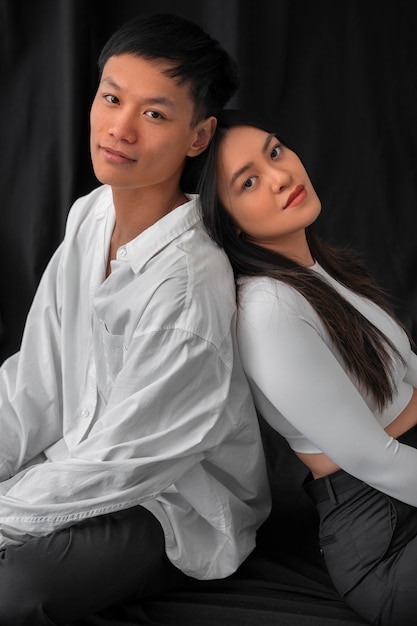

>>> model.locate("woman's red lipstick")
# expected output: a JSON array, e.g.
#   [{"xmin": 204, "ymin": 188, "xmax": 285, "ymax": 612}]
[{"xmin": 284, "ymin": 185, "xmax": 306, "ymax": 209}]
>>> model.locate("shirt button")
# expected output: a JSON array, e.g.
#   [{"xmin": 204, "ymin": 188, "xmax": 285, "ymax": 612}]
[
  {"xmin": 81, "ymin": 408, "xmax": 90, "ymax": 419},
  {"xmin": 118, "ymin": 246, "xmax": 127, "ymax": 259}
]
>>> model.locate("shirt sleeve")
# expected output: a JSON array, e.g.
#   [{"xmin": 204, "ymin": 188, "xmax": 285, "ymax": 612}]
[
  {"xmin": 404, "ymin": 348, "xmax": 417, "ymax": 387},
  {"xmin": 237, "ymin": 283, "xmax": 417, "ymax": 507},
  {"xmin": 0, "ymin": 326, "xmax": 236, "ymax": 546},
  {"xmin": 0, "ymin": 245, "xmax": 64, "ymax": 480}
]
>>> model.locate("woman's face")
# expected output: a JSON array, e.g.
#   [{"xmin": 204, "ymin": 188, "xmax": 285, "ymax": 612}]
[{"xmin": 216, "ymin": 125, "xmax": 321, "ymax": 258}]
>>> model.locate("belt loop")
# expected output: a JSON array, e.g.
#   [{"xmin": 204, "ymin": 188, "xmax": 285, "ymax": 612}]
[{"xmin": 324, "ymin": 476, "xmax": 338, "ymax": 505}]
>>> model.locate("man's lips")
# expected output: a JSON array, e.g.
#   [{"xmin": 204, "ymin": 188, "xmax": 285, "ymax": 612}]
[
  {"xmin": 101, "ymin": 147, "xmax": 136, "ymax": 163},
  {"xmin": 284, "ymin": 185, "xmax": 307, "ymax": 209}
]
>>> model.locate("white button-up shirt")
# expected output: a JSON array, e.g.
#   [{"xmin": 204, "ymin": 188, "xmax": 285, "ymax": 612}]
[{"xmin": 0, "ymin": 186, "xmax": 270, "ymax": 579}]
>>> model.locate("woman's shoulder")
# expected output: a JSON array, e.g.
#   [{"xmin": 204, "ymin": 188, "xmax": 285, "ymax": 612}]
[
  {"xmin": 237, "ymin": 274, "xmax": 308, "ymax": 309},
  {"xmin": 236, "ymin": 272, "xmax": 328, "ymax": 336}
]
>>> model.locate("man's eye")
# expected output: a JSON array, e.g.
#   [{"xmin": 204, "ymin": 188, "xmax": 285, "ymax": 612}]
[
  {"xmin": 105, "ymin": 95, "xmax": 119, "ymax": 105},
  {"xmin": 146, "ymin": 110, "xmax": 163, "ymax": 119}
]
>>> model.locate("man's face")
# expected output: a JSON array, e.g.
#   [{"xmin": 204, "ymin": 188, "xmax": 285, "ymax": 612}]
[{"xmin": 90, "ymin": 54, "xmax": 202, "ymax": 192}]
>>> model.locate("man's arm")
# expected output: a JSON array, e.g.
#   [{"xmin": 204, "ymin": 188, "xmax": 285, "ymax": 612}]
[
  {"xmin": 0, "ymin": 326, "xmax": 236, "ymax": 547},
  {"xmin": 0, "ymin": 246, "xmax": 64, "ymax": 480}
]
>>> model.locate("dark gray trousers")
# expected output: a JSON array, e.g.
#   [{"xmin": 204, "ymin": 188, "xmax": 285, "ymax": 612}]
[
  {"xmin": 304, "ymin": 425, "xmax": 417, "ymax": 626},
  {"xmin": 0, "ymin": 505, "xmax": 189, "ymax": 626}
]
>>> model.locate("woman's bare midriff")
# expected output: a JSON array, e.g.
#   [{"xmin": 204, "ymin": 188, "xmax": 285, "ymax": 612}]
[{"xmin": 295, "ymin": 386, "xmax": 417, "ymax": 480}]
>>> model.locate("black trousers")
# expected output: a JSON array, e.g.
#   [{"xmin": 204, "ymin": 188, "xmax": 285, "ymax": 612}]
[
  {"xmin": 304, "ymin": 425, "xmax": 417, "ymax": 626},
  {"xmin": 0, "ymin": 505, "xmax": 189, "ymax": 626}
]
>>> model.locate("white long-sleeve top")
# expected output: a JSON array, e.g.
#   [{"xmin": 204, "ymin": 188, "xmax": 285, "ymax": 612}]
[
  {"xmin": 0, "ymin": 185, "xmax": 271, "ymax": 579},
  {"xmin": 237, "ymin": 263, "xmax": 417, "ymax": 507}
]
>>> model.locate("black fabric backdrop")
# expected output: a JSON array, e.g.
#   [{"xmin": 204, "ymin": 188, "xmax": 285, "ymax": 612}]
[
  {"xmin": 1, "ymin": 0, "xmax": 416, "ymax": 362},
  {"xmin": 1, "ymin": 3, "xmax": 416, "ymax": 624}
]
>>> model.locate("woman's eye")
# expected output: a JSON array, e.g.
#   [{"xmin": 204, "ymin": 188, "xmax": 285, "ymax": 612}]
[
  {"xmin": 271, "ymin": 144, "xmax": 282, "ymax": 159},
  {"xmin": 243, "ymin": 176, "xmax": 256, "ymax": 190}
]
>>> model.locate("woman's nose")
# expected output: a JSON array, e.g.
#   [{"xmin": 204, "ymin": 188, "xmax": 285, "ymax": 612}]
[{"xmin": 270, "ymin": 168, "xmax": 291, "ymax": 193}]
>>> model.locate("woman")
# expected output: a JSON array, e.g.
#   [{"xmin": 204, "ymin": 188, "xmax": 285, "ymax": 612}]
[{"xmin": 198, "ymin": 108, "xmax": 417, "ymax": 626}]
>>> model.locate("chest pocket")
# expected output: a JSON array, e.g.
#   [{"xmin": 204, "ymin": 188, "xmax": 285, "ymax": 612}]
[{"xmin": 94, "ymin": 319, "xmax": 126, "ymax": 402}]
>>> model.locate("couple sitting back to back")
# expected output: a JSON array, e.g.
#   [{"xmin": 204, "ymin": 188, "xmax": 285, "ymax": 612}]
[{"xmin": 1, "ymin": 11, "xmax": 417, "ymax": 626}]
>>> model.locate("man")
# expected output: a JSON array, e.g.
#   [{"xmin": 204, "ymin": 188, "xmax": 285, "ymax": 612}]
[{"xmin": 0, "ymin": 13, "xmax": 270, "ymax": 624}]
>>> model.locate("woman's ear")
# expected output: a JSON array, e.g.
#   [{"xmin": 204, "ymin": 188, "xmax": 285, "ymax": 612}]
[{"xmin": 187, "ymin": 117, "xmax": 217, "ymax": 157}]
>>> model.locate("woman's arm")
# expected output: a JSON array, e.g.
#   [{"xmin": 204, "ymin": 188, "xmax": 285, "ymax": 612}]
[{"xmin": 237, "ymin": 282, "xmax": 417, "ymax": 506}]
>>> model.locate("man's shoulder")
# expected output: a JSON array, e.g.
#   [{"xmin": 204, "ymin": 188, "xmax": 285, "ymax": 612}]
[
  {"xmin": 142, "ymin": 220, "xmax": 236, "ymax": 347},
  {"xmin": 181, "ymin": 226, "xmax": 237, "ymax": 343},
  {"xmin": 182, "ymin": 221, "xmax": 235, "ymax": 297},
  {"xmin": 66, "ymin": 185, "xmax": 112, "ymax": 228},
  {"xmin": 154, "ymin": 222, "xmax": 236, "ymax": 307}
]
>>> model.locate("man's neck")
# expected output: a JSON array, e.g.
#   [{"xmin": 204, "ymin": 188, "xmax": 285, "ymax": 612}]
[
  {"xmin": 106, "ymin": 186, "xmax": 187, "ymax": 276},
  {"xmin": 111, "ymin": 185, "xmax": 187, "ymax": 244}
]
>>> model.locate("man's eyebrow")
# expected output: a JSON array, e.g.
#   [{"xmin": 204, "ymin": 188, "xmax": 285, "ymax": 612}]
[
  {"xmin": 100, "ymin": 77, "xmax": 120, "ymax": 90},
  {"xmin": 99, "ymin": 77, "xmax": 176, "ymax": 109},
  {"xmin": 229, "ymin": 132, "xmax": 276, "ymax": 188},
  {"xmin": 142, "ymin": 96, "xmax": 176, "ymax": 110}
]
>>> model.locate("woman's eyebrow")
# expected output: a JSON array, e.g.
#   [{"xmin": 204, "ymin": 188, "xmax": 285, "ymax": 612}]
[
  {"xmin": 230, "ymin": 162, "xmax": 253, "ymax": 187},
  {"xmin": 262, "ymin": 132, "xmax": 277, "ymax": 153},
  {"xmin": 229, "ymin": 132, "xmax": 276, "ymax": 187}
]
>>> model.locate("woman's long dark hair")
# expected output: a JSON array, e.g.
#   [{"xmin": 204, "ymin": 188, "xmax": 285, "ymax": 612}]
[{"xmin": 198, "ymin": 122, "xmax": 411, "ymax": 411}]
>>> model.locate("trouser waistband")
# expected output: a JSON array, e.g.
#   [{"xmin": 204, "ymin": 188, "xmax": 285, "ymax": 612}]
[
  {"xmin": 304, "ymin": 423, "xmax": 417, "ymax": 505},
  {"xmin": 304, "ymin": 470, "xmax": 362, "ymax": 505}
]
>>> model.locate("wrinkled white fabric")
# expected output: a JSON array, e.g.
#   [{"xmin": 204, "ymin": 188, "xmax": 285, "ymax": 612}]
[
  {"xmin": 237, "ymin": 264, "xmax": 417, "ymax": 506},
  {"xmin": 0, "ymin": 185, "xmax": 271, "ymax": 579}
]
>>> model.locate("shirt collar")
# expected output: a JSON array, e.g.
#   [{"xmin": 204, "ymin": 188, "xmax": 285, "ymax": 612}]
[{"xmin": 95, "ymin": 188, "xmax": 202, "ymax": 274}]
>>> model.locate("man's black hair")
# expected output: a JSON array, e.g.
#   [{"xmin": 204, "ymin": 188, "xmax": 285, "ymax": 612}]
[{"xmin": 98, "ymin": 13, "xmax": 239, "ymax": 125}]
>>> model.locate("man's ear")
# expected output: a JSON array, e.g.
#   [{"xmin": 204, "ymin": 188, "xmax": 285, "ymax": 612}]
[{"xmin": 187, "ymin": 117, "xmax": 217, "ymax": 157}]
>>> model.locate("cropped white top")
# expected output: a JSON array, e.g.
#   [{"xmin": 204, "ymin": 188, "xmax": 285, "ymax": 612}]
[{"xmin": 237, "ymin": 264, "xmax": 417, "ymax": 506}]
